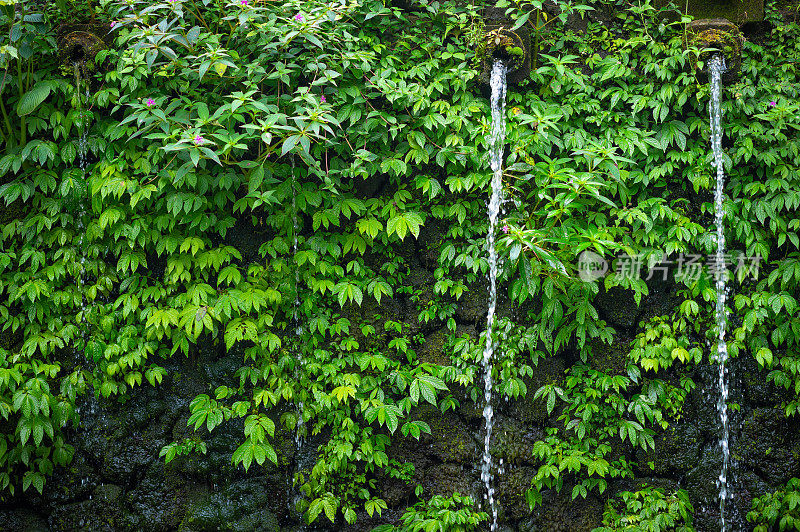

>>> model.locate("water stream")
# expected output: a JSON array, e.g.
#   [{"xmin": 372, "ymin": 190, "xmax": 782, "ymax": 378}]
[
  {"xmin": 289, "ymin": 162, "xmax": 308, "ymax": 527},
  {"xmin": 709, "ymin": 54, "xmax": 731, "ymax": 532},
  {"xmin": 481, "ymin": 58, "xmax": 507, "ymax": 532},
  {"xmin": 71, "ymin": 65, "xmax": 105, "ymax": 500},
  {"xmin": 73, "ymin": 63, "xmax": 91, "ymax": 378},
  {"xmin": 74, "ymin": 63, "xmax": 90, "ymax": 282},
  {"xmin": 291, "ymin": 161, "xmax": 305, "ymax": 448}
]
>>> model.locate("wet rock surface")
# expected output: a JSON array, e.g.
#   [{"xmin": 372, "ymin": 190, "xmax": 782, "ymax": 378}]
[{"xmin": 0, "ymin": 306, "xmax": 797, "ymax": 532}]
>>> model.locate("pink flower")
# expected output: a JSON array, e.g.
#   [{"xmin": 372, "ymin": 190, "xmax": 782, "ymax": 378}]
[
  {"xmin": 502, "ymin": 225, "xmax": 510, "ymax": 233},
  {"xmin": 110, "ymin": 21, "xmax": 116, "ymax": 28},
  {"xmin": 194, "ymin": 135, "xmax": 204, "ymax": 145},
  {"xmin": 145, "ymin": 98, "xmax": 155, "ymax": 107},
  {"xmin": 769, "ymin": 101, "xmax": 777, "ymax": 107},
  {"xmin": 240, "ymin": 0, "xmax": 247, "ymax": 4},
  {"xmin": 320, "ymin": 95, "xmax": 326, "ymax": 103},
  {"xmin": 294, "ymin": 13, "xmax": 303, "ymax": 21}
]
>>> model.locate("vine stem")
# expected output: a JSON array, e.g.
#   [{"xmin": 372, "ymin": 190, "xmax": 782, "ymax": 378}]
[{"xmin": 0, "ymin": 98, "xmax": 13, "ymax": 148}]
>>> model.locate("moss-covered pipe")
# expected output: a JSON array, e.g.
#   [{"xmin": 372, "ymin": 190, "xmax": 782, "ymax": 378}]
[
  {"xmin": 56, "ymin": 24, "xmax": 113, "ymax": 88},
  {"xmin": 478, "ymin": 7, "xmax": 532, "ymax": 86},
  {"xmin": 484, "ymin": 29, "xmax": 525, "ymax": 70},
  {"xmin": 686, "ymin": 19, "xmax": 744, "ymax": 84}
]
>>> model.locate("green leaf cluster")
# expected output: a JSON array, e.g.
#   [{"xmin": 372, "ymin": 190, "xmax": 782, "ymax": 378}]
[
  {"xmin": 373, "ymin": 492, "xmax": 487, "ymax": 532},
  {"xmin": 747, "ymin": 477, "xmax": 800, "ymax": 532},
  {"xmin": 593, "ymin": 485, "xmax": 695, "ymax": 532}
]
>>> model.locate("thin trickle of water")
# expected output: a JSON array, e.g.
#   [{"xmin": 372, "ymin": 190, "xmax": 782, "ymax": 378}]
[
  {"xmin": 71, "ymin": 66, "xmax": 105, "ymax": 494},
  {"xmin": 291, "ymin": 162, "xmax": 305, "ymax": 447},
  {"xmin": 72, "ymin": 66, "xmax": 91, "ymax": 356},
  {"xmin": 289, "ymin": 162, "xmax": 307, "ymax": 529},
  {"xmin": 481, "ymin": 59, "xmax": 507, "ymax": 532},
  {"xmin": 75, "ymin": 66, "xmax": 89, "ymax": 174},
  {"xmin": 75, "ymin": 74, "xmax": 92, "ymax": 343},
  {"xmin": 709, "ymin": 54, "xmax": 731, "ymax": 532}
]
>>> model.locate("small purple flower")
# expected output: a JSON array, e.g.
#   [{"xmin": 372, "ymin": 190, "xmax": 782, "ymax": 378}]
[
  {"xmin": 294, "ymin": 13, "xmax": 304, "ymax": 21},
  {"xmin": 502, "ymin": 225, "xmax": 510, "ymax": 234},
  {"xmin": 145, "ymin": 98, "xmax": 155, "ymax": 107},
  {"xmin": 194, "ymin": 135, "xmax": 204, "ymax": 145},
  {"xmin": 320, "ymin": 95, "xmax": 326, "ymax": 103},
  {"xmin": 769, "ymin": 101, "xmax": 777, "ymax": 107},
  {"xmin": 240, "ymin": 0, "xmax": 247, "ymax": 4},
  {"xmin": 110, "ymin": 21, "xmax": 116, "ymax": 28}
]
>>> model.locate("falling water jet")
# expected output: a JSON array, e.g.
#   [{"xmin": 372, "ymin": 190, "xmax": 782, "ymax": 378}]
[
  {"xmin": 288, "ymin": 161, "xmax": 309, "ymax": 528},
  {"xmin": 71, "ymin": 65, "xmax": 107, "ymax": 466},
  {"xmin": 481, "ymin": 58, "xmax": 507, "ymax": 532},
  {"xmin": 685, "ymin": 19, "xmax": 746, "ymax": 528},
  {"xmin": 290, "ymin": 160, "xmax": 305, "ymax": 447},
  {"xmin": 708, "ymin": 53, "xmax": 732, "ymax": 532},
  {"xmin": 72, "ymin": 64, "xmax": 91, "ymax": 353}
]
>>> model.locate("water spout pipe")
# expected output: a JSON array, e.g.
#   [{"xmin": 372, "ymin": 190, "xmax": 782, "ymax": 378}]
[
  {"xmin": 479, "ymin": 7, "xmax": 531, "ymax": 85},
  {"xmin": 485, "ymin": 29, "xmax": 525, "ymax": 69},
  {"xmin": 56, "ymin": 24, "xmax": 113, "ymax": 87}
]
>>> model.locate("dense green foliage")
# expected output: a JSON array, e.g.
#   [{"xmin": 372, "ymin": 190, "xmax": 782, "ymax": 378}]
[
  {"xmin": 593, "ymin": 485, "xmax": 695, "ymax": 532},
  {"xmin": 747, "ymin": 477, "xmax": 800, "ymax": 531},
  {"xmin": 373, "ymin": 493, "xmax": 487, "ymax": 532},
  {"xmin": 1, "ymin": 0, "xmax": 800, "ymax": 528}
]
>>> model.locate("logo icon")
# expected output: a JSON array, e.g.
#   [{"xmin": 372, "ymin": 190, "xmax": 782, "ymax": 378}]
[{"xmin": 578, "ymin": 251, "xmax": 608, "ymax": 282}]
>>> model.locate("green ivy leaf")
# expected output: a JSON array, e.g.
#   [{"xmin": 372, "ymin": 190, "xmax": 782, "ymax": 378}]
[{"xmin": 17, "ymin": 81, "xmax": 52, "ymax": 116}]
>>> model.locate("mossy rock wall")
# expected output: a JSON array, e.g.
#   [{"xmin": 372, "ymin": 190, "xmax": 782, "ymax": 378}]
[
  {"xmin": 0, "ymin": 218, "xmax": 797, "ymax": 531},
  {"xmin": 1, "ymin": 0, "xmax": 799, "ymax": 531}
]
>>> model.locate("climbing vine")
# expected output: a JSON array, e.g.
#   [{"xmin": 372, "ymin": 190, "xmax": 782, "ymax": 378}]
[{"xmin": 1, "ymin": 0, "xmax": 800, "ymax": 529}]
